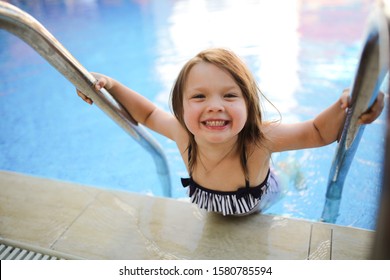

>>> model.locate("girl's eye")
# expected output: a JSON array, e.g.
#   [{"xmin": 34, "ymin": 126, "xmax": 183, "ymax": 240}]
[
  {"xmin": 225, "ymin": 93, "xmax": 237, "ymax": 98},
  {"xmin": 192, "ymin": 94, "xmax": 205, "ymax": 99}
]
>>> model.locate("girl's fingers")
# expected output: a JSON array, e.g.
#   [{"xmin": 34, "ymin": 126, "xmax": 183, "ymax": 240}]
[
  {"xmin": 340, "ymin": 89, "xmax": 350, "ymax": 109},
  {"xmin": 358, "ymin": 92, "xmax": 385, "ymax": 124},
  {"xmin": 94, "ymin": 76, "xmax": 108, "ymax": 91},
  {"xmin": 94, "ymin": 79, "xmax": 104, "ymax": 90},
  {"xmin": 76, "ymin": 89, "xmax": 93, "ymax": 105}
]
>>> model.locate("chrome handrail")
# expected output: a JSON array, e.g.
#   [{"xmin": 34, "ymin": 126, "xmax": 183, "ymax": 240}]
[
  {"xmin": 0, "ymin": 2, "xmax": 171, "ymax": 197},
  {"xmin": 321, "ymin": 1, "xmax": 389, "ymax": 223}
]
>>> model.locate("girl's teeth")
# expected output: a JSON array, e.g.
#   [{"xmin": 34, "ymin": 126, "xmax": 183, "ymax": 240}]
[{"xmin": 205, "ymin": 120, "xmax": 226, "ymax": 126}]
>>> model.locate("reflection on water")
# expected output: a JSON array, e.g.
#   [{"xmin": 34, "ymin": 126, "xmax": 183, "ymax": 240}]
[{"xmin": 153, "ymin": 0, "xmax": 301, "ymax": 121}]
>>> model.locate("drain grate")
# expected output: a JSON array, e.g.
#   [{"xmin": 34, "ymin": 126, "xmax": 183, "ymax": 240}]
[
  {"xmin": 0, "ymin": 238, "xmax": 82, "ymax": 260},
  {"xmin": 0, "ymin": 243, "xmax": 64, "ymax": 260}
]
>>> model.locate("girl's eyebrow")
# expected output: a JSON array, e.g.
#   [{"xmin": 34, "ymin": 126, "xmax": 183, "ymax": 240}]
[{"xmin": 186, "ymin": 84, "xmax": 240, "ymax": 92}]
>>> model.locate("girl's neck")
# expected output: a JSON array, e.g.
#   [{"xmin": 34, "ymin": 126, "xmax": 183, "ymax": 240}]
[
  {"xmin": 195, "ymin": 136, "xmax": 238, "ymax": 157},
  {"xmin": 194, "ymin": 137, "xmax": 239, "ymax": 175}
]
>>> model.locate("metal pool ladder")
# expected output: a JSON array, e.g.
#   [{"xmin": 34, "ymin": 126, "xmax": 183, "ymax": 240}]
[
  {"xmin": 0, "ymin": 2, "xmax": 171, "ymax": 197},
  {"xmin": 321, "ymin": 1, "xmax": 389, "ymax": 223}
]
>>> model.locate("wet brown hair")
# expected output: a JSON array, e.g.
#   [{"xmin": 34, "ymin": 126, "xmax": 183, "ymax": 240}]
[{"xmin": 170, "ymin": 48, "xmax": 266, "ymax": 179}]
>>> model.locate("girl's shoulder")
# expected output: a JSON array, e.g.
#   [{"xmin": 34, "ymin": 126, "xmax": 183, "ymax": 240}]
[
  {"xmin": 247, "ymin": 139, "xmax": 272, "ymax": 159},
  {"xmin": 245, "ymin": 141, "xmax": 272, "ymax": 186},
  {"xmin": 253, "ymin": 121, "xmax": 277, "ymax": 152},
  {"xmin": 172, "ymin": 126, "xmax": 190, "ymax": 157}
]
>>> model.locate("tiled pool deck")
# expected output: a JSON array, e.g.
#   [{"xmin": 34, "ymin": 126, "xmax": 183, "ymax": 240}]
[{"xmin": 0, "ymin": 170, "xmax": 375, "ymax": 260}]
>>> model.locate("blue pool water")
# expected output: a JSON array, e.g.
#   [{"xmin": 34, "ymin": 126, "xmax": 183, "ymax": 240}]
[{"xmin": 0, "ymin": 0, "xmax": 386, "ymax": 230}]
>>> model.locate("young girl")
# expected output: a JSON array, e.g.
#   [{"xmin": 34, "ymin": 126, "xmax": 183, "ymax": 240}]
[{"xmin": 77, "ymin": 48, "xmax": 385, "ymax": 216}]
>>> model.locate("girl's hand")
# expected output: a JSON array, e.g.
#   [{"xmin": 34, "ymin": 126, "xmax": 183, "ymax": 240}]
[
  {"xmin": 340, "ymin": 89, "xmax": 385, "ymax": 124},
  {"xmin": 359, "ymin": 91, "xmax": 385, "ymax": 124},
  {"xmin": 76, "ymin": 88, "xmax": 93, "ymax": 105},
  {"xmin": 76, "ymin": 72, "xmax": 113, "ymax": 105}
]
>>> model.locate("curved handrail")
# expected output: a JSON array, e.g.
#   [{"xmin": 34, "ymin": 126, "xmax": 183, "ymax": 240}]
[
  {"xmin": 321, "ymin": 2, "xmax": 389, "ymax": 223},
  {"xmin": 0, "ymin": 2, "xmax": 171, "ymax": 197}
]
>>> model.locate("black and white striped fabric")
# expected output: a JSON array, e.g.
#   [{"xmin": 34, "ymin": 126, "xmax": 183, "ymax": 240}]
[{"xmin": 181, "ymin": 169, "xmax": 271, "ymax": 216}]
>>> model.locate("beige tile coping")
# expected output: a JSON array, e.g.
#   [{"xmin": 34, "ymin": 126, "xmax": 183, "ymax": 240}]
[{"xmin": 0, "ymin": 170, "xmax": 375, "ymax": 260}]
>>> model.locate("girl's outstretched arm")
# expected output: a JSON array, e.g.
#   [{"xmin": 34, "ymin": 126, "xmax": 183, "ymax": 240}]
[
  {"xmin": 76, "ymin": 73, "xmax": 184, "ymax": 141},
  {"xmin": 264, "ymin": 89, "xmax": 385, "ymax": 152}
]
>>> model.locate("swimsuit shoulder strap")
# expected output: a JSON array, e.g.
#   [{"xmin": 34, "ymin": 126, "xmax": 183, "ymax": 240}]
[
  {"xmin": 187, "ymin": 144, "xmax": 192, "ymax": 177},
  {"xmin": 242, "ymin": 145, "xmax": 250, "ymax": 188}
]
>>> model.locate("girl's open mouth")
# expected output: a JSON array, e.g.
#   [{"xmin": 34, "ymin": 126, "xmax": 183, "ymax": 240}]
[{"xmin": 202, "ymin": 120, "xmax": 230, "ymax": 129}]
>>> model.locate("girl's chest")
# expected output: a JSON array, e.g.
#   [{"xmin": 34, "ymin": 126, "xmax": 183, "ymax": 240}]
[{"xmin": 191, "ymin": 155, "xmax": 270, "ymax": 191}]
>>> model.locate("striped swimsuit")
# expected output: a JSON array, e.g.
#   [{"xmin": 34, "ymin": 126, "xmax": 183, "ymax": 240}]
[{"xmin": 181, "ymin": 148, "xmax": 280, "ymax": 216}]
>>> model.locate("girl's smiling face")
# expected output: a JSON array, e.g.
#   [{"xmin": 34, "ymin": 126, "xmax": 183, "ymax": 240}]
[{"xmin": 183, "ymin": 62, "xmax": 248, "ymax": 145}]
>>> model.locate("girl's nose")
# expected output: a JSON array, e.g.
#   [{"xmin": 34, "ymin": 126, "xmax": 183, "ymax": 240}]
[{"xmin": 206, "ymin": 97, "xmax": 224, "ymax": 112}]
